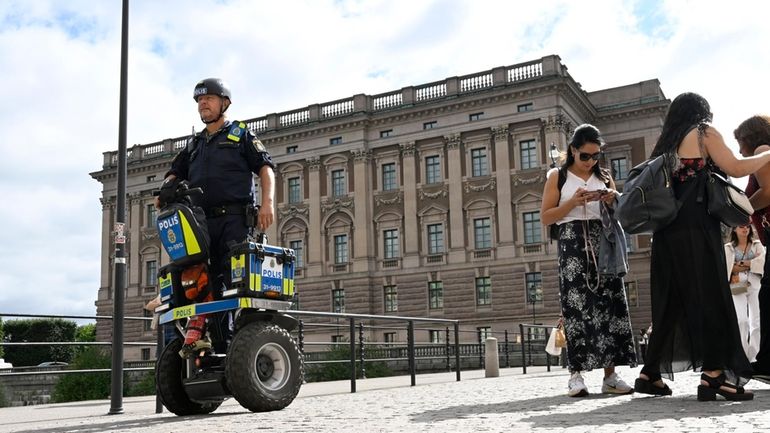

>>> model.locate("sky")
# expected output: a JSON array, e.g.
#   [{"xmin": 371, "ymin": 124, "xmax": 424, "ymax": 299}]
[{"xmin": 0, "ymin": 0, "xmax": 768, "ymax": 325}]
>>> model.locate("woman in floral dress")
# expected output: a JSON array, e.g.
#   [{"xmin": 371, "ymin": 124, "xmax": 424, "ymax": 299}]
[{"xmin": 541, "ymin": 124, "xmax": 637, "ymax": 397}]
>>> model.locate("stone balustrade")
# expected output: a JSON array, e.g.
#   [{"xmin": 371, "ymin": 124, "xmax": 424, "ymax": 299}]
[{"xmin": 102, "ymin": 56, "xmax": 559, "ymax": 169}]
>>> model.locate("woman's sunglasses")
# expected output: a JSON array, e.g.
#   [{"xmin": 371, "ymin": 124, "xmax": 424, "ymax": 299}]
[{"xmin": 578, "ymin": 152, "xmax": 602, "ymax": 161}]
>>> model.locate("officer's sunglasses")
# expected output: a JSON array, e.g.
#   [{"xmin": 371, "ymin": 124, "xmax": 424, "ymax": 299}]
[{"xmin": 578, "ymin": 151, "xmax": 602, "ymax": 161}]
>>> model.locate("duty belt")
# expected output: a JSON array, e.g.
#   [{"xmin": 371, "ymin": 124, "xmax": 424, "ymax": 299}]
[{"xmin": 205, "ymin": 204, "xmax": 248, "ymax": 218}]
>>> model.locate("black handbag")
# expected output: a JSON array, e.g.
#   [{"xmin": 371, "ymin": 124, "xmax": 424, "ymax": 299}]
[
  {"xmin": 616, "ymin": 153, "xmax": 681, "ymax": 234},
  {"xmin": 705, "ymin": 170, "xmax": 753, "ymax": 227}
]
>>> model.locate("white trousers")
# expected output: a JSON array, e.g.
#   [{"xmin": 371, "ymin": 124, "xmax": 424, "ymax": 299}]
[{"xmin": 732, "ymin": 286, "xmax": 761, "ymax": 362}]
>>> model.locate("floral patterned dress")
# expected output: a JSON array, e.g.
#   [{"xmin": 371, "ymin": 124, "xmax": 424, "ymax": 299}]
[{"xmin": 557, "ymin": 219, "xmax": 637, "ymax": 372}]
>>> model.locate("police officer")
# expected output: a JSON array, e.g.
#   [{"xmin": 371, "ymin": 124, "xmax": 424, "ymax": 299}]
[{"xmin": 157, "ymin": 77, "xmax": 276, "ymax": 302}]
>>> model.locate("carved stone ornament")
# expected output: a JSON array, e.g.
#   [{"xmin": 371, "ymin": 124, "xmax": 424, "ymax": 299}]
[
  {"xmin": 278, "ymin": 205, "xmax": 310, "ymax": 219},
  {"xmin": 464, "ymin": 178, "xmax": 497, "ymax": 193},
  {"xmin": 306, "ymin": 156, "xmax": 321, "ymax": 171},
  {"xmin": 512, "ymin": 173, "xmax": 546, "ymax": 186},
  {"xmin": 142, "ymin": 229, "xmax": 158, "ymax": 240},
  {"xmin": 544, "ymin": 113, "xmax": 573, "ymax": 135},
  {"xmin": 352, "ymin": 149, "xmax": 372, "ymax": 163},
  {"xmin": 400, "ymin": 141, "xmax": 416, "ymax": 157},
  {"xmin": 375, "ymin": 192, "xmax": 403, "ymax": 206},
  {"xmin": 444, "ymin": 134, "xmax": 461, "ymax": 150},
  {"xmin": 321, "ymin": 196, "xmax": 355, "ymax": 214},
  {"xmin": 492, "ymin": 126, "xmax": 509, "ymax": 142},
  {"xmin": 418, "ymin": 186, "xmax": 448, "ymax": 200}
]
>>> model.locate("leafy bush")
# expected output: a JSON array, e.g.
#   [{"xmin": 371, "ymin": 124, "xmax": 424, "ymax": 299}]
[
  {"xmin": 3, "ymin": 319, "xmax": 77, "ymax": 366},
  {"xmin": 305, "ymin": 341, "xmax": 392, "ymax": 382},
  {"xmin": 126, "ymin": 371, "xmax": 156, "ymax": 397},
  {"xmin": 51, "ymin": 347, "xmax": 111, "ymax": 403}
]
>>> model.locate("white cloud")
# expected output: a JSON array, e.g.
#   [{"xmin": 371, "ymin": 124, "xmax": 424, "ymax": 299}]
[{"xmin": 0, "ymin": 0, "xmax": 768, "ymax": 322}]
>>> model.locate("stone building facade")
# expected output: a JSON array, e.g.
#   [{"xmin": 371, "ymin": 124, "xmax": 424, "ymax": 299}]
[{"xmin": 90, "ymin": 55, "xmax": 668, "ymax": 360}]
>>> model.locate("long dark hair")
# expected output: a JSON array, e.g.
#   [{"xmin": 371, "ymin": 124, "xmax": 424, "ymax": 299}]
[
  {"xmin": 651, "ymin": 92, "xmax": 713, "ymax": 160},
  {"xmin": 561, "ymin": 123, "xmax": 610, "ymax": 183},
  {"xmin": 730, "ymin": 225, "xmax": 754, "ymax": 246}
]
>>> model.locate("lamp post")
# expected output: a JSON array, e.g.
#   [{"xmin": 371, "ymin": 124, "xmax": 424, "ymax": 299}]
[
  {"xmin": 549, "ymin": 142, "xmax": 560, "ymax": 168},
  {"xmin": 527, "ymin": 288, "xmax": 538, "ymax": 366}
]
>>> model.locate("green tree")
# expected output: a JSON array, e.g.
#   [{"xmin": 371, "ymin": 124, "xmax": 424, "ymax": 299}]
[
  {"xmin": 74, "ymin": 323, "xmax": 96, "ymax": 356},
  {"xmin": 3, "ymin": 319, "xmax": 77, "ymax": 366},
  {"xmin": 51, "ymin": 347, "xmax": 111, "ymax": 403}
]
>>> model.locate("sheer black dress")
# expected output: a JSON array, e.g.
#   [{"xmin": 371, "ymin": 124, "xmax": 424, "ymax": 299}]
[{"xmin": 641, "ymin": 156, "xmax": 752, "ymax": 386}]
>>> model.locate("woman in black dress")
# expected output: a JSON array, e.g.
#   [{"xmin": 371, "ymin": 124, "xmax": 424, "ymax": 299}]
[{"xmin": 634, "ymin": 93, "xmax": 770, "ymax": 401}]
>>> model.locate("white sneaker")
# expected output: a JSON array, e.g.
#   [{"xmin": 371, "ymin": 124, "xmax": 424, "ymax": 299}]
[
  {"xmin": 568, "ymin": 372, "xmax": 589, "ymax": 397},
  {"xmin": 602, "ymin": 372, "xmax": 634, "ymax": 394}
]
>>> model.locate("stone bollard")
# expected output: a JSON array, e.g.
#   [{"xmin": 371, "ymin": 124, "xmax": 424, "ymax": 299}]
[{"xmin": 485, "ymin": 337, "xmax": 499, "ymax": 377}]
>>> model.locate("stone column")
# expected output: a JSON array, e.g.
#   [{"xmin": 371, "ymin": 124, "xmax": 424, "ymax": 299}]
[
  {"xmin": 99, "ymin": 198, "xmax": 112, "ymax": 291},
  {"xmin": 129, "ymin": 194, "xmax": 142, "ymax": 295},
  {"xmin": 493, "ymin": 126, "xmax": 515, "ymax": 258},
  {"xmin": 446, "ymin": 134, "xmax": 465, "ymax": 263},
  {"xmin": 306, "ymin": 157, "xmax": 322, "ymax": 277},
  {"xmin": 352, "ymin": 149, "xmax": 373, "ymax": 272},
  {"xmin": 401, "ymin": 142, "xmax": 419, "ymax": 267},
  {"xmin": 543, "ymin": 114, "xmax": 571, "ymax": 158}
]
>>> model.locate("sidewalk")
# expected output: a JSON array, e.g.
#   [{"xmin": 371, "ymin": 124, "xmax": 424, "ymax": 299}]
[{"xmin": 1, "ymin": 366, "xmax": 769, "ymax": 432}]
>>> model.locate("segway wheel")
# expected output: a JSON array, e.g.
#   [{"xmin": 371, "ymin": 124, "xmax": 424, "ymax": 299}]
[
  {"xmin": 156, "ymin": 337, "xmax": 221, "ymax": 416},
  {"xmin": 225, "ymin": 322, "xmax": 304, "ymax": 412}
]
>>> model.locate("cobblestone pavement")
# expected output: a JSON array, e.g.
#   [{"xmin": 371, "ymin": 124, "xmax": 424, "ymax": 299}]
[{"xmin": 2, "ymin": 366, "xmax": 769, "ymax": 433}]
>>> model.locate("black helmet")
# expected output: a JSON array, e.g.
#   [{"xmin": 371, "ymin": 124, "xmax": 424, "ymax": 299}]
[{"xmin": 193, "ymin": 78, "xmax": 231, "ymax": 102}]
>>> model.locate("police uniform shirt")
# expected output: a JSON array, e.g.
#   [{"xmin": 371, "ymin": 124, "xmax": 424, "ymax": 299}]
[{"xmin": 167, "ymin": 121, "xmax": 276, "ymax": 209}]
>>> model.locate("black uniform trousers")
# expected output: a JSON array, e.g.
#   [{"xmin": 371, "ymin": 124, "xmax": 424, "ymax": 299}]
[
  {"xmin": 206, "ymin": 212, "xmax": 249, "ymax": 352},
  {"xmin": 755, "ymin": 257, "xmax": 770, "ymax": 374}
]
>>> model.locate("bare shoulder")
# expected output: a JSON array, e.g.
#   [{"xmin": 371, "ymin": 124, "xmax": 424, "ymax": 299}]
[
  {"xmin": 754, "ymin": 144, "xmax": 770, "ymax": 155},
  {"xmin": 701, "ymin": 125, "xmax": 724, "ymax": 143}
]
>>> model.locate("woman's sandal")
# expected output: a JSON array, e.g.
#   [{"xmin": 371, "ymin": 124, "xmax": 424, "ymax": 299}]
[
  {"xmin": 633, "ymin": 373, "xmax": 672, "ymax": 396},
  {"xmin": 697, "ymin": 373, "xmax": 753, "ymax": 401}
]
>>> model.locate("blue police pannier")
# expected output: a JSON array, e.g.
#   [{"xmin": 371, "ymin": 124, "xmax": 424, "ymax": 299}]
[{"xmin": 616, "ymin": 153, "xmax": 681, "ymax": 234}]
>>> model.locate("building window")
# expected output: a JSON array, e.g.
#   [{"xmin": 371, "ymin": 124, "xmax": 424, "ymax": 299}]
[
  {"xmin": 469, "ymin": 112, "xmax": 483, "ymax": 121},
  {"xmin": 380, "ymin": 129, "xmax": 393, "ymax": 138},
  {"xmin": 384, "ymin": 332, "xmax": 396, "ymax": 343},
  {"xmin": 517, "ymin": 103, "xmax": 533, "ymax": 112},
  {"xmin": 331, "ymin": 169, "xmax": 346, "ymax": 197},
  {"xmin": 471, "ymin": 148, "xmax": 488, "ymax": 177},
  {"xmin": 477, "ymin": 327, "xmax": 492, "ymax": 343},
  {"xmin": 474, "ymin": 218, "xmax": 492, "ymax": 249},
  {"xmin": 146, "ymin": 204, "xmax": 157, "ymax": 228},
  {"xmin": 382, "ymin": 163, "xmax": 397, "ymax": 191},
  {"xmin": 425, "ymin": 155, "xmax": 441, "ymax": 184},
  {"xmin": 330, "ymin": 136, "xmax": 342, "ymax": 145},
  {"xmin": 334, "ymin": 235, "xmax": 348, "ymax": 264},
  {"xmin": 523, "ymin": 211, "xmax": 542, "ymax": 244},
  {"xmin": 143, "ymin": 309, "xmax": 153, "ymax": 332},
  {"xmin": 383, "ymin": 229, "xmax": 399, "ymax": 259},
  {"xmin": 146, "ymin": 175, "xmax": 156, "ymax": 183},
  {"xmin": 145, "ymin": 260, "xmax": 157, "ymax": 287},
  {"xmin": 331, "ymin": 335, "xmax": 344, "ymax": 343},
  {"xmin": 525, "ymin": 272, "xmax": 543, "ymax": 302},
  {"xmin": 625, "ymin": 281, "xmax": 639, "ymax": 307},
  {"xmin": 423, "ymin": 121, "xmax": 437, "ymax": 130},
  {"xmin": 428, "ymin": 281, "xmax": 443, "ymax": 309},
  {"xmin": 286, "ymin": 145, "xmax": 297, "ymax": 154},
  {"xmin": 520, "ymin": 139, "xmax": 537, "ymax": 170},
  {"xmin": 332, "ymin": 288, "xmax": 345, "ymax": 313},
  {"xmin": 288, "ymin": 177, "xmax": 301, "ymax": 204},
  {"xmin": 290, "ymin": 240, "xmax": 303, "ymax": 268},
  {"xmin": 429, "ymin": 330, "xmax": 442, "ymax": 344},
  {"xmin": 384, "ymin": 285, "xmax": 398, "ymax": 312},
  {"xmin": 141, "ymin": 348, "xmax": 151, "ymax": 360},
  {"xmin": 612, "ymin": 157, "xmax": 629, "ymax": 181},
  {"xmin": 427, "ymin": 224, "xmax": 444, "ymax": 255},
  {"xmin": 475, "ymin": 276, "xmax": 491, "ymax": 306}
]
